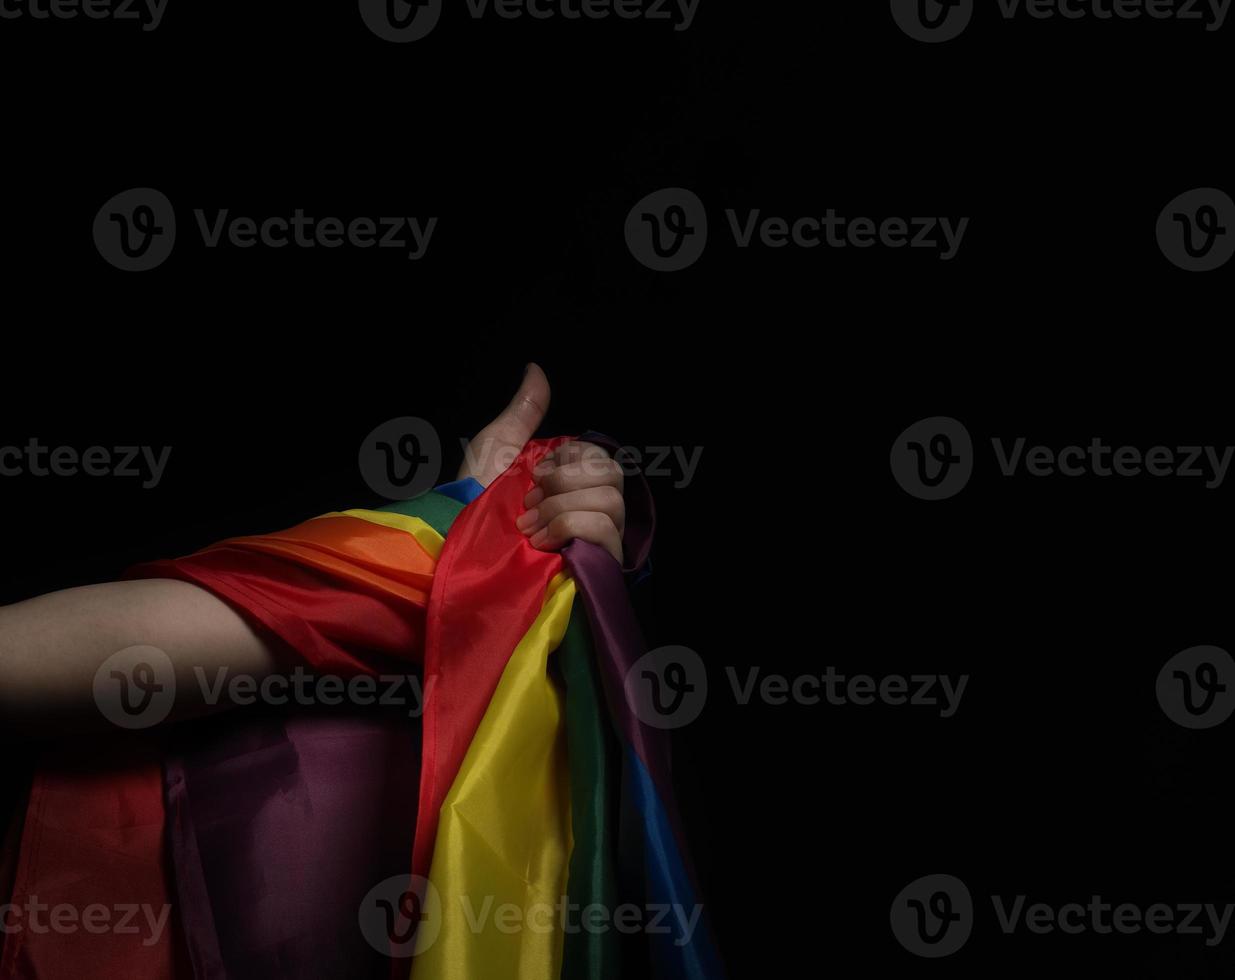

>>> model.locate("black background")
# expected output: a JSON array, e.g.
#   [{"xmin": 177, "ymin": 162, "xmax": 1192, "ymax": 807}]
[{"xmin": 2, "ymin": 0, "xmax": 1233, "ymax": 976}]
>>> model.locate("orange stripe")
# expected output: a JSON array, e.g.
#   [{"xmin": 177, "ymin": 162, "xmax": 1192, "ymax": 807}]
[{"xmin": 200, "ymin": 515, "xmax": 437, "ymax": 605}]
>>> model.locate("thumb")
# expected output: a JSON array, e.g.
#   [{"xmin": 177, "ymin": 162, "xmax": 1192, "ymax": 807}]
[
  {"xmin": 490, "ymin": 362, "xmax": 551, "ymax": 447},
  {"xmin": 458, "ymin": 363, "xmax": 551, "ymax": 486}
]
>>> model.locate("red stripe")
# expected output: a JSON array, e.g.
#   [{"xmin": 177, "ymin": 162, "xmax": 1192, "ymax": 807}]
[{"xmin": 410, "ymin": 437, "xmax": 573, "ymax": 882}]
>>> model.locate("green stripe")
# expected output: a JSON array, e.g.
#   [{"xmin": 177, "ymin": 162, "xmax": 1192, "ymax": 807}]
[
  {"xmin": 376, "ymin": 490, "xmax": 465, "ymax": 538},
  {"xmin": 560, "ymin": 606, "xmax": 622, "ymax": 980}
]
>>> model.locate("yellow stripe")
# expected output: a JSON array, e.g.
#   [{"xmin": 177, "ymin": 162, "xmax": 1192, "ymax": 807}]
[
  {"xmin": 412, "ymin": 576, "xmax": 576, "ymax": 979},
  {"xmin": 312, "ymin": 510, "xmax": 445, "ymax": 560}
]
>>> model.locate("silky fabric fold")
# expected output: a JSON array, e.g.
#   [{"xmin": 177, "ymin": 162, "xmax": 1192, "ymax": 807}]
[
  {"xmin": 127, "ymin": 512, "xmax": 441, "ymax": 676},
  {"xmin": 152, "ymin": 491, "xmax": 468, "ymax": 980},
  {"xmin": 0, "ymin": 741, "xmax": 189, "ymax": 980},
  {"xmin": 563, "ymin": 541, "xmax": 725, "ymax": 980},
  {"xmin": 411, "ymin": 437, "xmax": 572, "ymax": 884},
  {"xmin": 390, "ymin": 470, "xmax": 623, "ymax": 980},
  {"xmin": 411, "ymin": 575, "xmax": 576, "ymax": 980},
  {"xmin": 406, "ymin": 442, "xmax": 651, "ymax": 980},
  {"xmin": 558, "ymin": 607, "xmax": 622, "ymax": 980},
  {"xmin": 3, "ymin": 435, "xmax": 688, "ymax": 980},
  {"xmin": 164, "ymin": 709, "xmax": 422, "ymax": 980}
]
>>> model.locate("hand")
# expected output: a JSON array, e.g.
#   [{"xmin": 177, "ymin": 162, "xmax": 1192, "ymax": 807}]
[
  {"xmin": 457, "ymin": 363, "xmax": 625, "ymax": 563},
  {"xmin": 518, "ymin": 441, "xmax": 625, "ymax": 563}
]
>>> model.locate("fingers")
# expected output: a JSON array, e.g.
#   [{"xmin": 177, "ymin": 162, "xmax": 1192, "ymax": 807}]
[
  {"xmin": 527, "ymin": 510, "xmax": 624, "ymax": 564},
  {"xmin": 519, "ymin": 440, "xmax": 626, "ymax": 563},
  {"xmin": 531, "ymin": 443, "xmax": 623, "ymax": 498},
  {"xmin": 549, "ymin": 441, "xmax": 602, "ymax": 467},
  {"xmin": 517, "ymin": 486, "xmax": 626, "ymax": 536}
]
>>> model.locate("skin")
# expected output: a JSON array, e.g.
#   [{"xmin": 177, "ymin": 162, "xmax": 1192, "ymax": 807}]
[{"xmin": 0, "ymin": 363, "xmax": 625, "ymax": 734}]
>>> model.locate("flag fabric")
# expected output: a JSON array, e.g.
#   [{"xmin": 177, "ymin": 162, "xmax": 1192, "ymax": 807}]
[
  {"xmin": 564, "ymin": 542, "xmax": 724, "ymax": 980},
  {"xmin": 409, "ymin": 437, "xmax": 573, "ymax": 886},
  {"xmin": 143, "ymin": 485, "xmax": 471, "ymax": 980},
  {"xmin": 0, "ymin": 436, "xmax": 722, "ymax": 980},
  {"xmin": 0, "ymin": 740, "xmax": 187, "ymax": 980},
  {"xmin": 410, "ymin": 572, "xmax": 577, "ymax": 979}
]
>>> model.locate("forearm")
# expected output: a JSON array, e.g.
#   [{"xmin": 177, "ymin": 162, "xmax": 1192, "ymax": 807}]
[{"xmin": 0, "ymin": 578, "xmax": 279, "ymax": 734}]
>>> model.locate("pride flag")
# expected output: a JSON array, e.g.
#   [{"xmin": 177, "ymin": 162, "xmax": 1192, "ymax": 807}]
[{"xmin": 0, "ymin": 439, "xmax": 723, "ymax": 980}]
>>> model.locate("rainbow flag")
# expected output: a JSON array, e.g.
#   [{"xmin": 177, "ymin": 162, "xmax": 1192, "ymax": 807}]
[{"xmin": 0, "ymin": 438, "xmax": 723, "ymax": 980}]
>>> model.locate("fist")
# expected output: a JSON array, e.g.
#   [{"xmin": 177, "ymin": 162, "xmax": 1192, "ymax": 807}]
[
  {"xmin": 517, "ymin": 441, "xmax": 625, "ymax": 563},
  {"xmin": 457, "ymin": 363, "xmax": 626, "ymax": 563}
]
